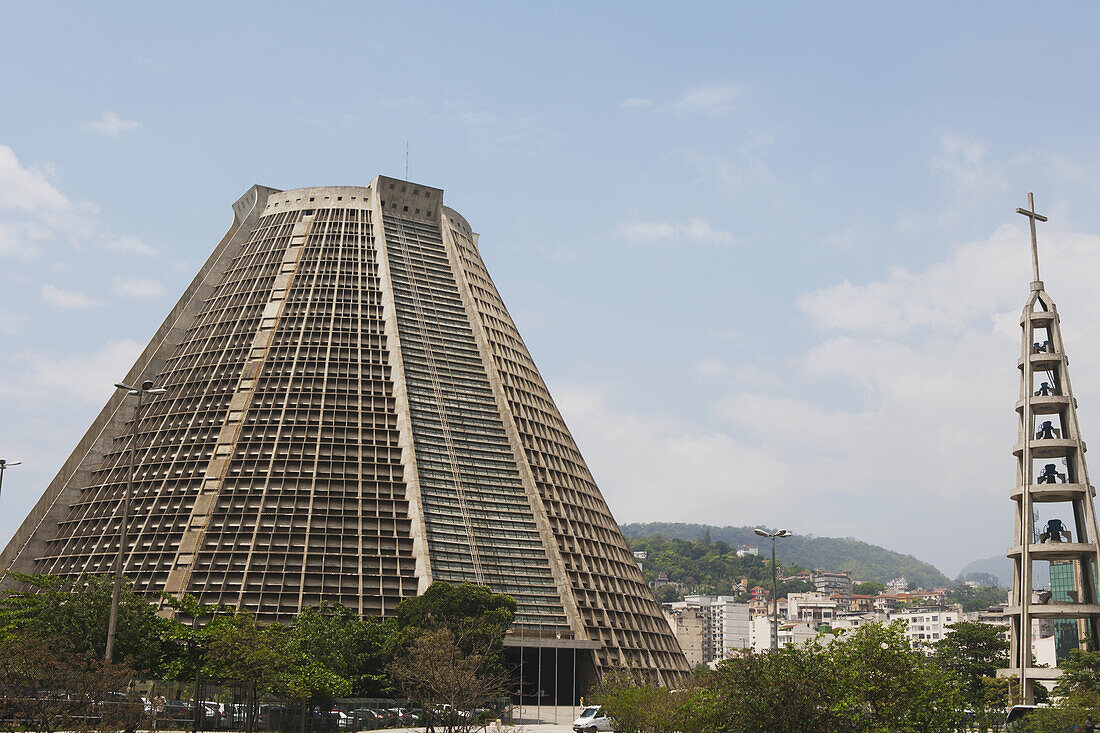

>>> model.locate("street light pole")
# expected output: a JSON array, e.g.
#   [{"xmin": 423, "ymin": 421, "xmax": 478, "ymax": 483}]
[
  {"xmin": 0, "ymin": 459, "xmax": 22, "ymax": 499},
  {"xmin": 754, "ymin": 528, "xmax": 792, "ymax": 651},
  {"xmin": 105, "ymin": 379, "xmax": 166, "ymax": 664}
]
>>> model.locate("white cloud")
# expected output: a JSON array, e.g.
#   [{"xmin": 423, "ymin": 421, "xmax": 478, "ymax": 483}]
[
  {"xmin": 0, "ymin": 145, "xmax": 98, "ymax": 258},
  {"xmin": 564, "ymin": 220, "xmax": 1100, "ymax": 573},
  {"xmin": 673, "ymin": 84, "xmax": 743, "ymax": 115},
  {"xmin": 554, "ymin": 384, "xmax": 795, "ymax": 525},
  {"xmin": 0, "ymin": 308, "xmax": 28, "ymax": 335},
  {"xmin": 824, "ymin": 228, "xmax": 854, "ymax": 249},
  {"xmin": 621, "ymin": 97, "xmax": 653, "ymax": 109},
  {"xmin": 0, "ymin": 145, "xmax": 149, "ymax": 260},
  {"xmin": 104, "ymin": 234, "xmax": 156, "ymax": 256},
  {"xmin": 2, "ymin": 340, "xmax": 143, "ymax": 405},
  {"xmin": 694, "ymin": 357, "xmax": 731, "ymax": 377},
  {"xmin": 674, "ymin": 130, "xmax": 777, "ymax": 191},
  {"xmin": 616, "ymin": 218, "xmax": 734, "ymax": 246},
  {"xmin": 40, "ymin": 284, "xmax": 100, "ymax": 310},
  {"xmin": 112, "ymin": 275, "xmax": 164, "ymax": 299},
  {"xmin": 89, "ymin": 111, "xmax": 141, "ymax": 137}
]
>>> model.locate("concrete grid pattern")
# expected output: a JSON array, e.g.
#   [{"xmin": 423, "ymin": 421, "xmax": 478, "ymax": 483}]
[{"xmin": 0, "ymin": 177, "xmax": 689, "ymax": 685}]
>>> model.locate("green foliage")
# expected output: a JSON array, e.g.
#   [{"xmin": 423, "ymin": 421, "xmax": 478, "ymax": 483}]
[
  {"xmin": 933, "ymin": 622, "xmax": 1008, "ymax": 709},
  {"xmin": 1018, "ymin": 706, "xmax": 1098, "ymax": 733},
  {"xmin": 0, "ymin": 573, "xmax": 518, "ymax": 703},
  {"xmin": 590, "ymin": 668, "xmax": 686, "ymax": 733},
  {"xmin": 201, "ymin": 611, "xmax": 289, "ymax": 690},
  {"xmin": 829, "ymin": 622, "xmax": 964, "ymax": 732},
  {"xmin": 957, "ymin": 571, "xmax": 1002, "ymax": 588},
  {"xmin": 622, "ymin": 522, "xmax": 952, "ymax": 589},
  {"xmin": 853, "ymin": 581, "xmax": 885, "ymax": 595},
  {"xmin": 0, "ymin": 632, "xmax": 147, "ymax": 733},
  {"xmin": 689, "ymin": 641, "xmax": 852, "ymax": 733},
  {"xmin": 388, "ymin": 626, "xmax": 510, "ymax": 733},
  {"xmin": 627, "ymin": 535, "xmax": 784, "ymax": 600},
  {"xmin": 0, "ymin": 572, "xmax": 174, "ymax": 676},
  {"xmin": 666, "ymin": 622, "xmax": 964, "ymax": 733},
  {"xmin": 652, "ymin": 585, "xmax": 679, "ymax": 603},
  {"xmin": 287, "ymin": 602, "xmax": 394, "ymax": 696},
  {"xmin": 392, "ymin": 580, "xmax": 516, "ymax": 655},
  {"xmin": 944, "ymin": 584, "xmax": 1009, "ymax": 612},
  {"xmin": 1054, "ymin": 648, "xmax": 1100, "ymax": 707}
]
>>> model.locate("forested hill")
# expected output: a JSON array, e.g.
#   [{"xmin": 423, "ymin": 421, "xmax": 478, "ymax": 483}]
[{"xmin": 620, "ymin": 522, "xmax": 951, "ymax": 590}]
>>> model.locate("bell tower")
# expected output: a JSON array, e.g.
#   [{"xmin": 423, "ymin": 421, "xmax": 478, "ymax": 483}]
[{"xmin": 1002, "ymin": 193, "xmax": 1100, "ymax": 701}]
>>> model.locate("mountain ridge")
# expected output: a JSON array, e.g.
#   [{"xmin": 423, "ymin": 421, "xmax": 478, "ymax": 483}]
[{"xmin": 620, "ymin": 521, "xmax": 953, "ymax": 590}]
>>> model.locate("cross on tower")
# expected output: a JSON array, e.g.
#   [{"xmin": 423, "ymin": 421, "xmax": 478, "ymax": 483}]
[{"xmin": 1017, "ymin": 192, "xmax": 1048, "ymax": 283}]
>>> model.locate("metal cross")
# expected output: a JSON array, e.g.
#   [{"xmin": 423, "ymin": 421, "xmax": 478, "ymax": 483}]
[{"xmin": 1017, "ymin": 192, "xmax": 1048, "ymax": 282}]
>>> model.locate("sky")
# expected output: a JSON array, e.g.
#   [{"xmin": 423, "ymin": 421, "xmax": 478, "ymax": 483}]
[{"xmin": 4, "ymin": 3, "xmax": 1100, "ymax": 577}]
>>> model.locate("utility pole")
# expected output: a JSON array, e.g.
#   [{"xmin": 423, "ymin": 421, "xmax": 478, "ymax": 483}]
[
  {"xmin": 105, "ymin": 379, "xmax": 166, "ymax": 663},
  {"xmin": 754, "ymin": 527, "xmax": 792, "ymax": 651}
]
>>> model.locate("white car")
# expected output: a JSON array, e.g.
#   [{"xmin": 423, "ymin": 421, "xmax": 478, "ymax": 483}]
[{"xmin": 572, "ymin": 705, "xmax": 613, "ymax": 732}]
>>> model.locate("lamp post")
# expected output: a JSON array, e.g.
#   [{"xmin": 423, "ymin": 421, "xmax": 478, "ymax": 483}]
[
  {"xmin": 105, "ymin": 379, "xmax": 166, "ymax": 664},
  {"xmin": 754, "ymin": 527, "xmax": 792, "ymax": 651},
  {"xmin": 0, "ymin": 459, "xmax": 22, "ymax": 499}
]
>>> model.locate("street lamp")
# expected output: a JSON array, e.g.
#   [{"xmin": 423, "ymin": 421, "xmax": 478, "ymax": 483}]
[
  {"xmin": 105, "ymin": 379, "xmax": 166, "ymax": 664},
  {"xmin": 754, "ymin": 527, "xmax": 792, "ymax": 651},
  {"xmin": 0, "ymin": 459, "xmax": 22, "ymax": 499}
]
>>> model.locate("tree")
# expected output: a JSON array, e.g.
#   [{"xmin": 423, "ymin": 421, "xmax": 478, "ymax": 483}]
[
  {"xmin": 389, "ymin": 626, "xmax": 509, "ymax": 733},
  {"xmin": 201, "ymin": 611, "xmax": 288, "ymax": 693},
  {"xmin": 392, "ymin": 581, "xmax": 516, "ymax": 656},
  {"xmin": 653, "ymin": 586, "xmax": 680, "ymax": 603},
  {"xmin": 590, "ymin": 668, "xmax": 685, "ymax": 733},
  {"xmin": 1054, "ymin": 648, "xmax": 1100, "ymax": 707},
  {"xmin": 682, "ymin": 622, "xmax": 965, "ymax": 732},
  {"xmin": 828, "ymin": 622, "xmax": 964, "ymax": 732},
  {"xmin": 0, "ymin": 573, "xmax": 174, "ymax": 676},
  {"xmin": 944, "ymin": 585, "xmax": 1009, "ymax": 612},
  {"xmin": 287, "ymin": 602, "xmax": 393, "ymax": 696},
  {"xmin": 688, "ymin": 640, "xmax": 852, "ymax": 733},
  {"xmin": 0, "ymin": 632, "xmax": 147, "ymax": 733},
  {"xmin": 853, "ymin": 581, "xmax": 885, "ymax": 595},
  {"xmin": 933, "ymin": 621, "xmax": 1009, "ymax": 729}
]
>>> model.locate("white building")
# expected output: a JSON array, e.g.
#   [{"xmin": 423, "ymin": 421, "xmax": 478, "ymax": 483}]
[
  {"xmin": 886, "ymin": 577, "xmax": 909, "ymax": 593},
  {"xmin": 831, "ymin": 613, "xmax": 877, "ymax": 632},
  {"xmin": 750, "ymin": 616, "xmax": 820, "ymax": 651},
  {"xmin": 736, "ymin": 545, "xmax": 759, "ymax": 557},
  {"xmin": 889, "ymin": 607, "xmax": 960, "ymax": 649},
  {"xmin": 786, "ymin": 591, "xmax": 838, "ymax": 625},
  {"xmin": 681, "ymin": 595, "xmax": 751, "ymax": 664},
  {"xmin": 779, "ymin": 621, "xmax": 820, "ymax": 648}
]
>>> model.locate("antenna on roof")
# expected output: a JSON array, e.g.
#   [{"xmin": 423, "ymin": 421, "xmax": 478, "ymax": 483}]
[{"xmin": 405, "ymin": 141, "xmax": 409, "ymax": 181}]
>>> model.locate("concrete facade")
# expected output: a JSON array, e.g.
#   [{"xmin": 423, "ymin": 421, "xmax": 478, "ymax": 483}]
[
  {"xmin": 664, "ymin": 605, "xmax": 706, "ymax": 668},
  {"xmin": 0, "ymin": 178, "xmax": 689, "ymax": 686},
  {"xmin": 1000, "ymin": 195, "xmax": 1100, "ymax": 701}
]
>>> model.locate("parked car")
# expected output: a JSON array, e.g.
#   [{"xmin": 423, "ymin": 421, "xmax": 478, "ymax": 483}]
[
  {"xmin": 164, "ymin": 700, "xmax": 195, "ymax": 722},
  {"xmin": 350, "ymin": 707, "xmax": 384, "ymax": 730},
  {"xmin": 1004, "ymin": 705, "xmax": 1040, "ymax": 732},
  {"xmin": 572, "ymin": 705, "xmax": 614, "ymax": 733},
  {"xmin": 258, "ymin": 704, "xmax": 289, "ymax": 730},
  {"xmin": 202, "ymin": 702, "xmax": 238, "ymax": 729}
]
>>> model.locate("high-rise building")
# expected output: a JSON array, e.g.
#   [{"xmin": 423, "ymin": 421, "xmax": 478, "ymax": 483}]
[
  {"xmin": 679, "ymin": 595, "xmax": 751, "ymax": 664},
  {"xmin": 0, "ymin": 177, "xmax": 689, "ymax": 687},
  {"xmin": 1048, "ymin": 560, "xmax": 1080, "ymax": 664}
]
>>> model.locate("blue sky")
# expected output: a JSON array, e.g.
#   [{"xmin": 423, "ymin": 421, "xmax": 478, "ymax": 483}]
[{"xmin": 4, "ymin": 2, "xmax": 1100, "ymax": 576}]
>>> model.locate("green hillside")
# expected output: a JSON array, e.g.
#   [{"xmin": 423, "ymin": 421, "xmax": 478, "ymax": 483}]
[{"xmin": 620, "ymin": 522, "xmax": 951, "ymax": 590}]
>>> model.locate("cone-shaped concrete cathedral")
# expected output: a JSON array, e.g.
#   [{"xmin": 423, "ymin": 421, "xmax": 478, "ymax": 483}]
[
  {"xmin": 1000, "ymin": 194, "xmax": 1100, "ymax": 701},
  {"xmin": 0, "ymin": 178, "xmax": 689, "ymax": 685}
]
